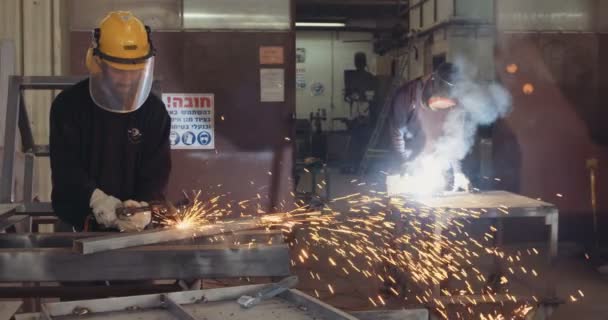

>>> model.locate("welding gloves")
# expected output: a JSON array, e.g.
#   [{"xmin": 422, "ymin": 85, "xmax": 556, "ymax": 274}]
[
  {"xmin": 453, "ymin": 172, "xmax": 471, "ymax": 192},
  {"xmin": 115, "ymin": 200, "xmax": 152, "ymax": 232},
  {"xmin": 89, "ymin": 188, "xmax": 121, "ymax": 229},
  {"xmin": 89, "ymin": 189, "xmax": 152, "ymax": 231}
]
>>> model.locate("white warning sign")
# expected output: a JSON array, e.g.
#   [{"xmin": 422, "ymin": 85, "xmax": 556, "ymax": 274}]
[{"xmin": 162, "ymin": 93, "xmax": 214, "ymax": 150}]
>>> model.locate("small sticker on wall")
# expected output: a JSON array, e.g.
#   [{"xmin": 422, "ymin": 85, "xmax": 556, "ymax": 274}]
[
  {"xmin": 296, "ymin": 68, "xmax": 306, "ymax": 89},
  {"xmin": 260, "ymin": 68, "xmax": 285, "ymax": 102},
  {"xmin": 260, "ymin": 46, "xmax": 284, "ymax": 65},
  {"xmin": 296, "ymin": 48, "xmax": 306, "ymax": 63},
  {"xmin": 310, "ymin": 82, "xmax": 325, "ymax": 96}
]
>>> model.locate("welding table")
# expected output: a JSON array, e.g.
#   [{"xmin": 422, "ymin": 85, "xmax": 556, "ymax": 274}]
[
  {"xmin": 0, "ymin": 230, "xmax": 291, "ymax": 300},
  {"xmin": 11, "ymin": 285, "xmax": 430, "ymax": 320},
  {"xmin": 389, "ymin": 190, "xmax": 559, "ymax": 310},
  {"xmin": 396, "ymin": 190, "xmax": 559, "ymax": 260}
]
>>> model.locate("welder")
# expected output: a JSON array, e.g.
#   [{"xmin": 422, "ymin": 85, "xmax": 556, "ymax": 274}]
[
  {"xmin": 50, "ymin": 11, "xmax": 171, "ymax": 232},
  {"xmin": 390, "ymin": 62, "xmax": 470, "ymax": 192}
]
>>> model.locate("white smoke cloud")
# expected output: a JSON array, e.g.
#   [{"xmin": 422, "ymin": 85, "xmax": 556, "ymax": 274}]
[{"xmin": 408, "ymin": 58, "xmax": 512, "ymax": 189}]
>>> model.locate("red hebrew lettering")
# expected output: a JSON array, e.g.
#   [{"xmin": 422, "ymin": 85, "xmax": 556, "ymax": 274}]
[
  {"xmin": 173, "ymin": 97, "xmax": 183, "ymax": 108},
  {"xmin": 185, "ymin": 97, "xmax": 193, "ymax": 108},
  {"xmin": 200, "ymin": 97, "xmax": 212, "ymax": 108}
]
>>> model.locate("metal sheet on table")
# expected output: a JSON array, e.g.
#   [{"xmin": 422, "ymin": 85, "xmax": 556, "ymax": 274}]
[
  {"xmin": 44, "ymin": 300, "xmax": 338, "ymax": 320},
  {"xmin": 36, "ymin": 286, "xmax": 357, "ymax": 320},
  {"xmin": 0, "ymin": 204, "xmax": 18, "ymax": 219},
  {"xmin": 0, "ymin": 215, "xmax": 28, "ymax": 230},
  {"xmin": 0, "ymin": 301, "xmax": 22, "ymax": 320},
  {"xmin": 351, "ymin": 309, "xmax": 429, "ymax": 320},
  {"xmin": 414, "ymin": 191, "xmax": 555, "ymax": 209},
  {"xmin": 50, "ymin": 309, "xmax": 176, "ymax": 320},
  {"xmin": 183, "ymin": 299, "xmax": 327, "ymax": 320}
]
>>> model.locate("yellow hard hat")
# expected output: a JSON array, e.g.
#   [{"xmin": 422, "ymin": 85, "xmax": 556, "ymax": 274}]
[{"xmin": 85, "ymin": 11, "xmax": 155, "ymax": 71}]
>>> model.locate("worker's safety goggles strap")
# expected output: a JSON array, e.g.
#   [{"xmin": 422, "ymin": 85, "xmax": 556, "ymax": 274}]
[
  {"xmin": 93, "ymin": 47, "xmax": 156, "ymax": 65},
  {"xmin": 89, "ymin": 56, "xmax": 155, "ymax": 113}
]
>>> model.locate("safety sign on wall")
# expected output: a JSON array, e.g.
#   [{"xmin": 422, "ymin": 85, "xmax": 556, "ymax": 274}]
[{"xmin": 162, "ymin": 93, "xmax": 215, "ymax": 150}]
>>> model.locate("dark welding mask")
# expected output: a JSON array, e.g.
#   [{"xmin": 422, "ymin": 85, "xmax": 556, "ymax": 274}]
[{"xmin": 422, "ymin": 62, "xmax": 458, "ymax": 110}]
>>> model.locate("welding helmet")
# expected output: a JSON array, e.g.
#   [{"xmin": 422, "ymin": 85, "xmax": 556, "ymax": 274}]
[
  {"xmin": 86, "ymin": 11, "xmax": 155, "ymax": 113},
  {"xmin": 422, "ymin": 62, "xmax": 458, "ymax": 110}
]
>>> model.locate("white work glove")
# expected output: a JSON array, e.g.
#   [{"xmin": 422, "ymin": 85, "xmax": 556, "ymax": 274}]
[
  {"xmin": 453, "ymin": 172, "xmax": 471, "ymax": 192},
  {"xmin": 115, "ymin": 200, "xmax": 152, "ymax": 232},
  {"xmin": 89, "ymin": 189, "xmax": 121, "ymax": 228}
]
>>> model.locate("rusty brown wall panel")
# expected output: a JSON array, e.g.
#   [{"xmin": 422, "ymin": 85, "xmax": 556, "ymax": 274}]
[
  {"xmin": 70, "ymin": 31, "xmax": 296, "ymax": 212},
  {"xmin": 495, "ymin": 33, "xmax": 608, "ymax": 214}
]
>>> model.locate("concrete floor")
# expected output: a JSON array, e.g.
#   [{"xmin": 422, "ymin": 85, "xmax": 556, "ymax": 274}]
[
  {"xmin": 294, "ymin": 167, "xmax": 608, "ymax": 319},
  {"xmin": 291, "ymin": 254, "xmax": 608, "ymax": 319}
]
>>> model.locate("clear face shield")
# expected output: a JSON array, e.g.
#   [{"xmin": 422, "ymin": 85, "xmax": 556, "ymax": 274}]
[{"xmin": 89, "ymin": 55, "xmax": 154, "ymax": 113}]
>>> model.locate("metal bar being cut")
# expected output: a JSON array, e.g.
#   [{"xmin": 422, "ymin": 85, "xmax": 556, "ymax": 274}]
[
  {"xmin": 75, "ymin": 212, "xmax": 319, "ymax": 255},
  {"xmin": 0, "ymin": 230, "xmax": 284, "ymax": 249}
]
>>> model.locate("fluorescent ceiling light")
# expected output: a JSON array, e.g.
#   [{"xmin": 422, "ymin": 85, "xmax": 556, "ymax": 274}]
[{"xmin": 295, "ymin": 22, "xmax": 346, "ymax": 27}]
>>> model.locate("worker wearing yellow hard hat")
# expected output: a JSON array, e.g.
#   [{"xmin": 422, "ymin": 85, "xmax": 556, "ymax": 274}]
[
  {"xmin": 50, "ymin": 12, "xmax": 171, "ymax": 232},
  {"xmin": 86, "ymin": 11, "xmax": 156, "ymax": 112}
]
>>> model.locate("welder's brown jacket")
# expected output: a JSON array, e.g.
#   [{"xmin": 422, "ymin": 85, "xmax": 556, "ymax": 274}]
[
  {"xmin": 390, "ymin": 78, "xmax": 453, "ymax": 164},
  {"xmin": 50, "ymin": 79, "xmax": 171, "ymax": 230}
]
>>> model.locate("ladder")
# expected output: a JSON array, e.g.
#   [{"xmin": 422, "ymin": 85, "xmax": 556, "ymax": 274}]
[{"xmin": 358, "ymin": 50, "xmax": 410, "ymax": 176}]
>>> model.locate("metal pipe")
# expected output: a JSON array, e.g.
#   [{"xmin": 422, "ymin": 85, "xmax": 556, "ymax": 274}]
[
  {"xmin": 0, "ymin": 230, "xmax": 284, "ymax": 249},
  {"xmin": 587, "ymin": 158, "xmax": 599, "ymax": 247},
  {"xmin": 0, "ymin": 243, "xmax": 290, "ymax": 282},
  {"xmin": 412, "ymin": 17, "xmax": 494, "ymax": 38},
  {"xmin": 18, "ymin": 76, "xmax": 86, "ymax": 90},
  {"xmin": 399, "ymin": 0, "xmax": 432, "ymax": 17},
  {"xmin": 0, "ymin": 214, "xmax": 29, "ymax": 230},
  {"xmin": 74, "ymin": 222, "xmax": 254, "ymax": 255},
  {"xmin": 0, "ymin": 284, "xmax": 182, "ymax": 299},
  {"xmin": 0, "ymin": 205, "xmax": 18, "ymax": 221},
  {"xmin": 23, "ymin": 152, "xmax": 34, "ymax": 201},
  {"xmin": 0, "ymin": 76, "xmax": 22, "ymax": 202},
  {"xmin": 75, "ymin": 212, "xmax": 312, "ymax": 254},
  {"xmin": 162, "ymin": 294, "xmax": 198, "ymax": 320}
]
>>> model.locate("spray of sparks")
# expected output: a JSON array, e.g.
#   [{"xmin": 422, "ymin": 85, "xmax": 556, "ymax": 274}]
[{"xmin": 156, "ymin": 180, "xmax": 584, "ymax": 319}]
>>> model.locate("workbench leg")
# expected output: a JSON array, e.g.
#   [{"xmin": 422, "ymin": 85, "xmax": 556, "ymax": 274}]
[
  {"xmin": 311, "ymin": 171, "xmax": 317, "ymax": 196},
  {"xmin": 546, "ymin": 210, "xmax": 559, "ymax": 262},
  {"xmin": 432, "ymin": 220, "xmax": 444, "ymax": 298},
  {"xmin": 21, "ymin": 282, "xmax": 40, "ymax": 312},
  {"xmin": 324, "ymin": 167, "xmax": 330, "ymax": 201},
  {"xmin": 489, "ymin": 218, "xmax": 505, "ymax": 292},
  {"xmin": 14, "ymin": 215, "xmax": 32, "ymax": 233}
]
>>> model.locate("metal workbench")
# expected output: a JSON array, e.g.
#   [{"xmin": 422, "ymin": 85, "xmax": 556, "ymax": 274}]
[
  {"xmin": 0, "ymin": 301, "xmax": 23, "ymax": 320},
  {"xmin": 14, "ymin": 285, "xmax": 431, "ymax": 320},
  {"xmin": 388, "ymin": 190, "xmax": 560, "ymax": 315},
  {"xmin": 0, "ymin": 231, "xmax": 290, "ymax": 283},
  {"xmin": 0, "ymin": 230, "xmax": 291, "ymax": 303},
  {"xmin": 412, "ymin": 190, "xmax": 559, "ymax": 259},
  {"xmin": 21, "ymin": 284, "xmax": 361, "ymax": 320}
]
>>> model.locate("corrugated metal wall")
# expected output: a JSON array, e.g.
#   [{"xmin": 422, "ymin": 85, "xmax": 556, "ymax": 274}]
[{"xmin": 0, "ymin": 0, "xmax": 69, "ymax": 202}]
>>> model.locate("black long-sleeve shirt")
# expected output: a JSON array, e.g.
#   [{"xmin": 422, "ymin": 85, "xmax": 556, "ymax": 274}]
[{"xmin": 50, "ymin": 79, "xmax": 171, "ymax": 230}]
